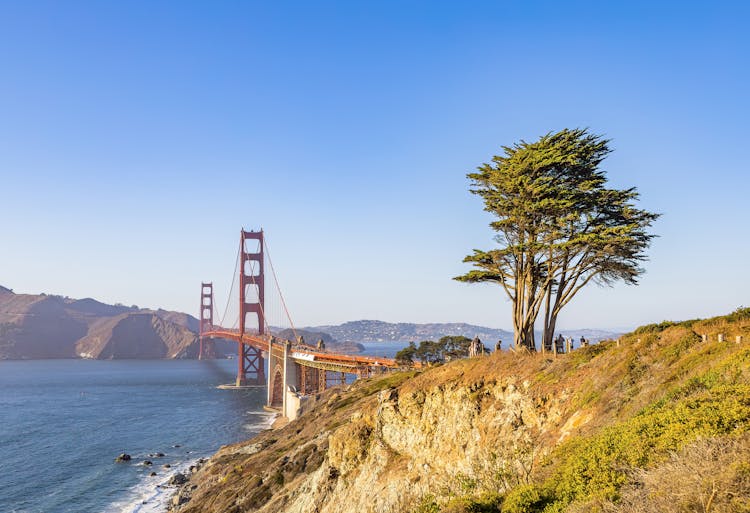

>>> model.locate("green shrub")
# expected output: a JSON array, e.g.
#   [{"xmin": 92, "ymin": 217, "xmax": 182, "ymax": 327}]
[
  {"xmin": 726, "ymin": 306, "xmax": 750, "ymax": 322},
  {"xmin": 543, "ymin": 381, "xmax": 750, "ymax": 509},
  {"xmin": 634, "ymin": 321, "xmax": 678, "ymax": 335},
  {"xmin": 413, "ymin": 495, "xmax": 440, "ymax": 513},
  {"xmin": 663, "ymin": 332, "xmax": 700, "ymax": 360},
  {"xmin": 501, "ymin": 484, "xmax": 547, "ymax": 513},
  {"xmin": 443, "ymin": 493, "xmax": 503, "ymax": 513}
]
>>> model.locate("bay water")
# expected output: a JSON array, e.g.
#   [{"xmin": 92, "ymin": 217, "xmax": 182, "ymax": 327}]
[
  {"xmin": 0, "ymin": 359, "xmax": 272, "ymax": 513},
  {"xmin": 0, "ymin": 342, "xmax": 409, "ymax": 513}
]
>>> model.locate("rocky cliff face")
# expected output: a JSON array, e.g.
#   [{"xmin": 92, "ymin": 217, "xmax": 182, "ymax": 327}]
[
  {"xmin": 0, "ymin": 287, "xmax": 199, "ymax": 359},
  {"xmin": 169, "ymin": 311, "xmax": 750, "ymax": 513},
  {"xmin": 170, "ymin": 355, "xmax": 583, "ymax": 513}
]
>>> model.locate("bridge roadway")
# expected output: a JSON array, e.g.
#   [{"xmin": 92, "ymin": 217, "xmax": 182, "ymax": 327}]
[
  {"xmin": 202, "ymin": 328, "xmax": 400, "ymax": 373},
  {"xmin": 202, "ymin": 328, "xmax": 402, "ymax": 420}
]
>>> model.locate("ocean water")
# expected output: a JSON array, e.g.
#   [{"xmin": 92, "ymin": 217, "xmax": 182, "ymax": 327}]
[
  {"xmin": 0, "ymin": 359, "xmax": 272, "ymax": 513},
  {"xmin": 358, "ymin": 341, "xmax": 409, "ymax": 359}
]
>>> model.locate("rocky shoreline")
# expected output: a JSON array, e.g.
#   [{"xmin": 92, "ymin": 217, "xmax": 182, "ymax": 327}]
[
  {"xmin": 165, "ymin": 413, "xmax": 280, "ymax": 512},
  {"xmin": 165, "ymin": 458, "xmax": 208, "ymax": 510}
]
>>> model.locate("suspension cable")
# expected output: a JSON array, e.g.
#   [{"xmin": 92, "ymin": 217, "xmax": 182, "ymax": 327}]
[
  {"xmin": 264, "ymin": 235, "xmax": 299, "ymax": 341},
  {"xmin": 219, "ymin": 239, "xmax": 241, "ymax": 328}
]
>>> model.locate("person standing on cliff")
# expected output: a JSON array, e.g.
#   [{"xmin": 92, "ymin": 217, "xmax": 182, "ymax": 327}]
[
  {"xmin": 555, "ymin": 334, "xmax": 565, "ymax": 353},
  {"xmin": 469, "ymin": 336, "xmax": 482, "ymax": 357}
]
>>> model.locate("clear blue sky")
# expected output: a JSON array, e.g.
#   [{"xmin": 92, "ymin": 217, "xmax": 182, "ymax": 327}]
[{"xmin": 1, "ymin": 1, "xmax": 748, "ymax": 331}]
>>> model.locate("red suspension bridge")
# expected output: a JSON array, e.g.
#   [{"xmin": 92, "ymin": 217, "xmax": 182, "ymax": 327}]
[{"xmin": 197, "ymin": 229, "xmax": 401, "ymax": 420}]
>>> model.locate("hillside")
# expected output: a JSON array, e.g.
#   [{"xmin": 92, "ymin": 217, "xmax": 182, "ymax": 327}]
[
  {"xmin": 169, "ymin": 308, "xmax": 750, "ymax": 513},
  {"xmin": 306, "ymin": 320, "xmax": 618, "ymax": 345},
  {"xmin": 0, "ymin": 287, "xmax": 199, "ymax": 360},
  {"xmin": 307, "ymin": 320, "xmax": 513, "ymax": 343},
  {"xmin": 274, "ymin": 328, "xmax": 365, "ymax": 353}
]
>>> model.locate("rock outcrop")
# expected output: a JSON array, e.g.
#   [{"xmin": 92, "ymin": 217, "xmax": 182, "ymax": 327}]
[{"xmin": 168, "ymin": 356, "xmax": 576, "ymax": 513}]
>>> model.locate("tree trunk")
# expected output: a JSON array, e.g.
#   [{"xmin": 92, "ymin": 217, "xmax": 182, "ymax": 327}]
[
  {"xmin": 542, "ymin": 285, "xmax": 553, "ymax": 351},
  {"xmin": 524, "ymin": 324, "xmax": 536, "ymax": 351}
]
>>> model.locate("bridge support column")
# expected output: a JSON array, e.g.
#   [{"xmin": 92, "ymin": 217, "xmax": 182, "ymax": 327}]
[
  {"xmin": 198, "ymin": 282, "xmax": 215, "ymax": 360},
  {"xmin": 319, "ymin": 369, "xmax": 327, "ymax": 392},
  {"xmin": 282, "ymin": 341, "xmax": 288, "ymax": 417},
  {"xmin": 281, "ymin": 341, "xmax": 300, "ymax": 419},
  {"xmin": 237, "ymin": 229, "xmax": 266, "ymax": 386},
  {"xmin": 299, "ymin": 363, "xmax": 307, "ymax": 395},
  {"xmin": 237, "ymin": 345, "xmax": 265, "ymax": 386},
  {"xmin": 267, "ymin": 339, "xmax": 292, "ymax": 409}
]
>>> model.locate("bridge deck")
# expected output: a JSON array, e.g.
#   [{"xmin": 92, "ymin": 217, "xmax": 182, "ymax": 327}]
[{"xmin": 202, "ymin": 328, "xmax": 401, "ymax": 372}]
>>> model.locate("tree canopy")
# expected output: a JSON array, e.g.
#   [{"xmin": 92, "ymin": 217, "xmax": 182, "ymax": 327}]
[
  {"xmin": 395, "ymin": 336, "xmax": 474, "ymax": 366},
  {"xmin": 455, "ymin": 128, "xmax": 659, "ymax": 351}
]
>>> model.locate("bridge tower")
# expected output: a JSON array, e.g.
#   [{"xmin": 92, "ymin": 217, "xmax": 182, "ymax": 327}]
[
  {"xmin": 198, "ymin": 282, "xmax": 215, "ymax": 360},
  {"xmin": 237, "ymin": 229, "xmax": 266, "ymax": 386}
]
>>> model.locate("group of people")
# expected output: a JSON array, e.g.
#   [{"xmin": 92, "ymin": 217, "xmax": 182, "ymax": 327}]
[
  {"xmin": 468, "ymin": 334, "xmax": 590, "ymax": 355},
  {"xmin": 543, "ymin": 334, "xmax": 589, "ymax": 353}
]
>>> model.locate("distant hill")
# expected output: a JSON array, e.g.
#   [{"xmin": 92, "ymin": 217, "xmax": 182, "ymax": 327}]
[
  {"xmin": 273, "ymin": 328, "xmax": 364, "ymax": 353},
  {"xmin": 305, "ymin": 320, "xmax": 513, "ymax": 344},
  {"xmin": 275, "ymin": 328, "xmax": 337, "ymax": 345},
  {"xmin": 305, "ymin": 320, "xmax": 620, "ymax": 345},
  {"xmin": 0, "ymin": 286, "xmax": 200, "ymax": 360}
]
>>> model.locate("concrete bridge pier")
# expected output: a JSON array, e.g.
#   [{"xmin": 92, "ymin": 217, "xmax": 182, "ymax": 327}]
[{"xmin": 266, "ymin": 340, "xmax": 301, "ymax": 420}]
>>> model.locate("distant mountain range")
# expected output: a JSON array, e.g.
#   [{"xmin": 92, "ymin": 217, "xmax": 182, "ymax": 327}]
[
  {"xmin": 0, "ymin": 285, "xmax": 199, "ymax": 360},
  {"xmin": 304, "ymin": 320, "xmax": 620, "ymax": 345}
]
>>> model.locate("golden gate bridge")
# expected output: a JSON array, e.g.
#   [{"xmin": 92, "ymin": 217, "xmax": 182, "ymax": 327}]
[{"xmin": 197, "ymin": 229, "xmax": 401, "ymax": 420}]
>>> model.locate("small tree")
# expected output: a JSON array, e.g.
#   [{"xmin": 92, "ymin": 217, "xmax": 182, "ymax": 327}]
[
  {"xmin": 455, "ymin": 129, "xmax": 658, "ymax": 350},
  {"xmin": 395, "ymin": 341, "xmax": 417, "ymax": 366},
  {"xmin": 440, "ymin": 335, "xmax": 472, "ymax": 360},
  {"xmin": 414, "ymin": 340, "xmax": 443, "ymax": 364}
]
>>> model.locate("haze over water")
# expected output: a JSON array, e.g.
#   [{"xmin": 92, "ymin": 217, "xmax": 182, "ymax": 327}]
[{"xmin": 0, "ymin": 359, "xmax": 272, "ymax": 513}]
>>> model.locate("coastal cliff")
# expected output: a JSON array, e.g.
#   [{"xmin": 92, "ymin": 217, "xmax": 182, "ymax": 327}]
[{"xmin": 169, "ymin": 309, "xmax": 750, "ymax": 513}]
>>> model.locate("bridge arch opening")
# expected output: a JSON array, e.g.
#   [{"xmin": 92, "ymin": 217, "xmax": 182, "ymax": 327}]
[{"xmin": 270, "ymin": 364, "xmax": 283, "ymax": 408}]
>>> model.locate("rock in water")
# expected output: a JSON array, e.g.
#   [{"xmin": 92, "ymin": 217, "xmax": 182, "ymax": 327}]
[{"xmin": 115, "ymin": 453, "xmax": 131, "ymax": 462}]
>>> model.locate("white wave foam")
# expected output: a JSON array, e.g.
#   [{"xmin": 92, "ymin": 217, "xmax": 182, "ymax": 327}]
[
  {"xmin": 243, "ymin": 410, "xmax": 277, "ymax": 433},
  {"xmin": 103, "ymin": 457, "xmax": 200, "ymax": 513}
]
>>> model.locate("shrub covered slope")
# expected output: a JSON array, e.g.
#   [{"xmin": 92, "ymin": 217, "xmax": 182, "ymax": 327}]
[{"xmin": 171, "ymin": 308, "xmax": 750, "ymax": 513}]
